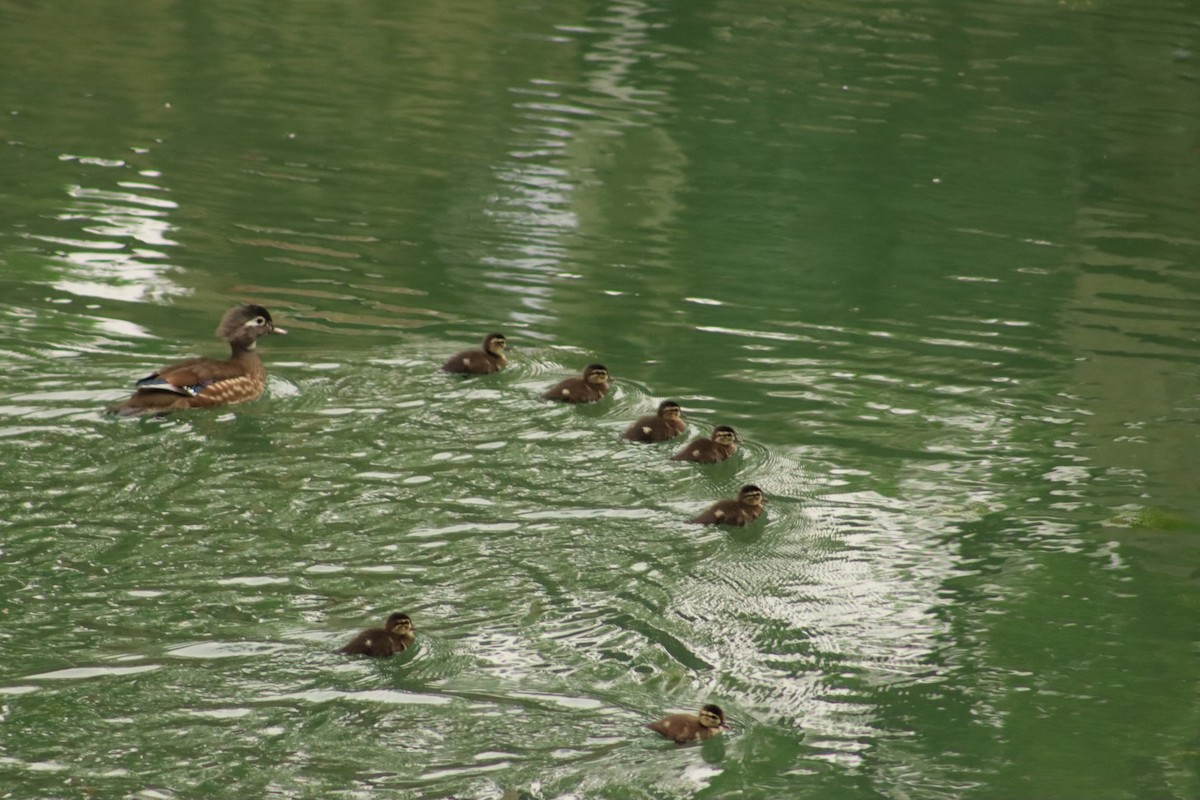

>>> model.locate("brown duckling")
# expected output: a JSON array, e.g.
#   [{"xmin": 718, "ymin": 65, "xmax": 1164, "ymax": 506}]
[
  {"xmin": 106, "ymin": 304, "xmax": 287, "ymax": 416},
  {"xmin": 648, "ymin": 704, "xmax": 729, "ymax": 744},
  {"xmin": 541, "ymin": 363, "xmax": 610, "ymax": 403},
  {"xmin": 442, "ymin": 332, "xmax": 508, "ymax": 375},
  {"xmin": 670, "ymin": 425, "xmax": 738, "ymax": 463},
  {"xmin": 623, "ymin": 400, "xmax": 686, "ymax": 443},
  {"xmin": 689, "ymin": 484, "xmax": 765, "ymax": 526},
  {"xmin": 336, "ymin": 612, "xmax": 415, "ymax": 657}
]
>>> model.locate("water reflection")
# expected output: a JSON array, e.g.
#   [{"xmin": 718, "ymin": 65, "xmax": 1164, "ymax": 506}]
[{"xmin": 36, "ymin": 159, "xmax": 184, "ymax": 303}]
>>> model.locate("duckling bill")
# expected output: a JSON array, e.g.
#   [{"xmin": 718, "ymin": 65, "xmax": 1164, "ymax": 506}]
[
  {"xmin": 336, "ymin": 612, "xmax": 415, "ymax": 657},
  {"xmin": 648, "ymin": 704, "xmax": 729, "ymax": 744},
  {"xmin": 541, "ymin": 363, "xmax": 610, "ymax": 403},
  {"xmin": 670, "ymin": 425, "xmax": 737, "ymax": 463},
  {"xmin": 689, "ymin": 484, "xmax": 765, "ymax": 526},
  {"xmin": 106, "ymin": 304, "xmax": 287, "ymax": 416},
  {"xmin": 442, "ymin": 332, "xmax": 507, "ymax": 375},
  {"xmin": 622, "ymin": 400, "xmax": 686, "ymax": 443}
]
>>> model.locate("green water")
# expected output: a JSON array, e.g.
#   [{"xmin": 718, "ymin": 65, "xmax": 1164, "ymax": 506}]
[{"xmin": 2, "ymin": 1, "xmax": 1199, "ymax": 798}]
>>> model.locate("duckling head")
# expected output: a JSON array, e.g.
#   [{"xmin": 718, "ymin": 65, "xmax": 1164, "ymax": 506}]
[
  {"xmin": 737, "ymin": 485, "xmax": 764, "ymax": 506},
  {"xmin": 484, "ymin": 333, "xmax": 508, "ymax": 356},
  {"xmin": 712, "ymin": 425, "xmax": 737, "ymax": 446},
  {"xmin": 385, "ymin": 612, "xmax": 414, "ymax": 635},
  {"xmin": 658, "ymin": 400, "xmax": 683, "ymax": 419},
  {"xmin": 698, "ymin": 704, "xmax": 726, "ymax": 729},
  {"xmin": 584, "ymin": 364, "xmax": 609, "ymax": 384}
]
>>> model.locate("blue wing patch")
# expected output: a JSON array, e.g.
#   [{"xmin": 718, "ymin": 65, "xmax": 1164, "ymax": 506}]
[{"xmin": 135, "ymin": 376, "xmax": 213, "ymax": 397}]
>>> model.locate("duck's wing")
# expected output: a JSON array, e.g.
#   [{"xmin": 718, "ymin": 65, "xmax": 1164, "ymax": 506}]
[
  {"xmin": 337, "ymin": 629, "xmax": 381, "ymax": 656},
  {"xmin": 622, "ymin": 415, "xmax": 656, "ymax": 441},
  {"xmin": 671, "ymin": 438, "xmax": 714, "ymax": 462},
  {"xmin": 689, "ymin": 500, "xmax": 736, "ymax": 525},
  {"xmin": 541, "ymin": 378, "xmax": 577, "ymax": 401},
  {"xmin": 136, "ymin": 357, "xmax": 242, "ymax": 396}
]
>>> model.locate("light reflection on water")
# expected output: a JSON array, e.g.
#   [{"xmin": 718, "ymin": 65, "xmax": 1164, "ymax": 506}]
[{"xmin": 39, "ymin": 164, "xmax": 184, "ymax": 304}]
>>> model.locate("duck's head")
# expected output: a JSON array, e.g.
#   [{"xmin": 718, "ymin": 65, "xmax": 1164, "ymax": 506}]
[
  {"xmin": 484, "ymin": 333, "xmax": 508, "ymax": 356},
  {"xmin": 583, "ymin": 364, "xmax": 609, "ymax": 385},
  {"xmin": 657, "ymin": 400, "xmax": 683, "ymax": 420},
  {"xmin": 217, "ymin": 304, "xmax": 287, "ymax": 347},
  {"xmin": 711, "ymin": 425, "xmax": 737, "ymax": 447},
  {"xmin": 385, "ymin": 612, "xmax": 414, "ymax": 635},
  {"xmin": 698, "ymin": 704, "xmax": 727, "ymax": 729},
  {"xmin": 737, "ymin": 485, "xmax": 764, "ymax": 507}
]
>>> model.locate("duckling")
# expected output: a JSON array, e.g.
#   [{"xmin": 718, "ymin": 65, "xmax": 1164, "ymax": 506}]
[
  {"xmin": 541, "ymin": 363, "xmax": 610, "ymax": 403},
  {"xmin": 622, "ymin": 400, "xmax": 686, "ymax": 443},
  {"xmin": 106, "ymin": 304, "xmax": 287, "ymax": 416},
  {"xmin": 442, "ymin": 332, "xmax": 507, "ymax": 375},
  {"xmin": 336, "ymin": 612, "xmax": 415, "ymax": 657},
  {"xmin": 670, "ymin": 425, "xmax": 738, "ymax": 463},
  {"xmin": 648, "ymin": 704, "xmax": 729, "ymax": 744},
  {"xmin": 689, "ymin": 484, "xmax": 765, "ymax": 526}
]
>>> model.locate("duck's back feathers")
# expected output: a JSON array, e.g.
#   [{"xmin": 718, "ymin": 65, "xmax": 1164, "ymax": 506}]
[
  {"xmin": 670, "ymin": 437, "xmax": 730, "ymax": 463},
  {"xmin": 336, "ymin": 612, "xmax": 415, "ymax": 658},
  {"xmin": 542, "ymin": 364, "xmax": 609, "ymax": 404},
  {"xmin": 623, "ymin": 406, "xmax": 686, "ymax": 442},
  {"xmin": 647, "ymin": 709, "xmax": 725, "ymax": 743},
  {"xmin": 689, "ymin": 486, "xmax": 764, "ymax": 526},
  {"xmin": 442, "ymin": 351, "xmax": 500, "ymax": 375},
  {"xmin": 689, "ymin": 499, "xmax": 752, "ymax": 526},
  {"xmin": 670, "ymin": 426, "xmax": 738, "ymax": 463},
  {"xmin": 443, "ymin": 333, "xmax": 508, "ymax": 375},
  {"xmin": 336, "ymin": 627, "xmax": 412, "ymax": 657},
  {"xmin": 109, "ymin": 352, "xmax": 267, "ymax": 415},
  {"xmin": 541, "ymin": 377, "xmax": 600, "ymax": 403}
]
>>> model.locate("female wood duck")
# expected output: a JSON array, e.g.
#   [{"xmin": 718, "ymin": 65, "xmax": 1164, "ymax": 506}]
[
  {"xmin": 442, "ymin": 332, "xmax": 507, "ymax": 375},
  {"xmin": 648, "ymin": 704, "xmax": 729, "ymax": 743},
  {"xmin": 622, "ymin": 400, "xmax": 686, "ymax": 442},
  {"xmin": 689, "ymin": 484, "xmax": 765, "ymax": 526},
  {"xmin": 670, "ymin": 425, "xmax": 738, "ymax": 463},
  {"xmin": 336, "ymin": 612, "xmax": 415, "ymax": 657},
  {"xmin": 541, "ymin": 363, "xmax": 609, "ymax": 403},
  {"xmin": 106, "ymin": 304, "xmax": 287, "ymax": 416}
]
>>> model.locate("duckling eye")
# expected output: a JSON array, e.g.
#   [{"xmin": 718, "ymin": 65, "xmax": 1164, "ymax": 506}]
[{"xmin": 253, "ymin": 316, "xmax": 266, "ymax": 326}]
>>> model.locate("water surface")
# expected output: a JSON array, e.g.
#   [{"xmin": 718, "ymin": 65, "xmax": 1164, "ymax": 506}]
[{"xmin": 1, "ymin": 1, "xmax": 1198, "ymax": 798}]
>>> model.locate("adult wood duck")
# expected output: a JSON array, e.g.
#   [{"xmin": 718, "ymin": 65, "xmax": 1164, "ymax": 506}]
[
  {"xmin": 648, "ymin": 704, "xmax": 729, "ymax": 744},
  {"xmin": 442, "ymin": 332, "xmax": 507, "ymax": 375},
  {"xmin": 336, "ymin": 612, "xmax": 415, "ymax": 657},
  {"xmin": 689, "ymin": 485, "xmax": 765, "ymax": 526},
  {"xmin": 622, "ymin": 400, "xmax": 686, "ymax": 442},
  {"xmin": 541, "ymin": 363, "xmax": 609, "ymax": 403},
  {"xmin": 670, "ymin": 425, "xmax": 738, "ymax": 463},
  {"xmin": 106, "ymin": 304, "xmax": 287, "ymax": 416}
]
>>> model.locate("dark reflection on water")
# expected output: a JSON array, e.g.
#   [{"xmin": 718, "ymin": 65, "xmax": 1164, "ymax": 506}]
[{"xmin": 2, "ymin": 0, "xmax": 1199, "ymax": 798}]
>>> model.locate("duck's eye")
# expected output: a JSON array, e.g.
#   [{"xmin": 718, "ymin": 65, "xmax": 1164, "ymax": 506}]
[{"xmin": 253, "ymin": 316, "xmax": 266, "ymax": 326}]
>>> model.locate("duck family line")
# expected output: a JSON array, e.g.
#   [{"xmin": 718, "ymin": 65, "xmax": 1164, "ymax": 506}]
[{"xmin": 105, "ymin": 303, "xmax": 765, "ymax": 744}]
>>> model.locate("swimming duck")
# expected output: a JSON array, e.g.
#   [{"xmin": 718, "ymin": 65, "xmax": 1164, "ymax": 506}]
[
  {"xmin": 670, "ymin": 425, "xmax": 738, "ymax": 463},
  {"xmin": 541, "ymin": 363, "xmax": 610, "ymax": 403},
  {"xmin": 622, "ymin": 400, "xmax": 686, "ymax": 442},
  {"xmin": 648, "ymin": 704, "xmax": 729, "ymax": 744},
  {"xmin": 336, "ymin": 612, "xmax": 415, "ymax": 657},
  {"xmin": 106, "ymin": 304, "xmax": 287, "ymax": 416},
  {"xmin": 689, "ymin": 484, "xmax": 765, "ymax": 526},
  {"xmin": 442, "ymin": 332, "xmax": 508, "ymax": 375}
]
